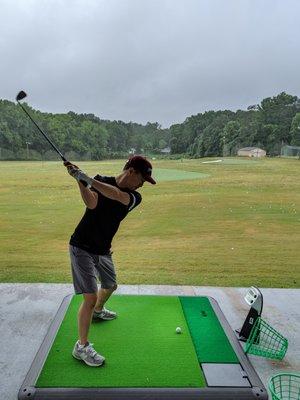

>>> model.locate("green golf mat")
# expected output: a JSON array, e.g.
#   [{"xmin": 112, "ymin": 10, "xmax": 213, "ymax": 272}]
[
  {"xmin": 36, "ymin": 295, "xmax": 205, "ymax": 388},
  {"xmin": 180, "ymin": 296, "xmax": 239, "ymax": 363}
]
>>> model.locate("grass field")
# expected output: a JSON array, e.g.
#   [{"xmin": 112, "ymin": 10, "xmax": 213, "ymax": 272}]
[{"xmin": 0, "ymin": 157, "xmax": 299, "ymax": 287}]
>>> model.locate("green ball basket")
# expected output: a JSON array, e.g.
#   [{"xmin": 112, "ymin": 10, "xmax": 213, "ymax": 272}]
[
  {"xmin": 269, "ymin": 373, "xmax": 300, "ymax": 400},
  {"xmin": 245, "ymin": 317, "xmax": 288, "ymax": 360}
]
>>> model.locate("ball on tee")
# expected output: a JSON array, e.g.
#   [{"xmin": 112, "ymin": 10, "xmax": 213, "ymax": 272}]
[{"xmin": 176, "ymin": 327, "xmax": 182, "ymax": 334}]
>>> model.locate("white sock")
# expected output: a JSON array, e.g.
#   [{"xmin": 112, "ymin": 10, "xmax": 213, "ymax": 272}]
[{"xmin": 78, "ymin": 341, "xmax": 88, "ymax": 348}]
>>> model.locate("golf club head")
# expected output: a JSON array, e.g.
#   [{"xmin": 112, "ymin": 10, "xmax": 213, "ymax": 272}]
[{"xmin": 16, "ymin": 90, "xmax": 27, "ymax": 102}]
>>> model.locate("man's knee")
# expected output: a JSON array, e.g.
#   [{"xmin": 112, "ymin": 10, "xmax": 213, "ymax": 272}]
[
  {"xmin": 83, "ymin": 293, "xmax": 98, "ymax": 308},
  {"xmin": 102, "ymin": 284, "xmax": 117, "ymax": 292},
  {"xmin": 112, "ymin": 283, "xmax": 118, "ymax": 292}
]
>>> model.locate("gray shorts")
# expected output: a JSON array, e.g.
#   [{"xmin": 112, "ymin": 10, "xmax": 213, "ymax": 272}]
[{"xmin": 69, "ymin": 245, "xmax": 117, "ymax": 294}]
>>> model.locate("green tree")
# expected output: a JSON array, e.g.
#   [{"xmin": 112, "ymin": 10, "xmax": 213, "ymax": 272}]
[
  {"xmin": 169, "ymin": 124, "xmax": 185, "ymax": 153},
  {"xmin": 1, "ymin": 92, "xmax": 299, "ymax": 160},
  {"xmin": 290, "ymin": 113, "xmax": 300, "ymax": 146},
  {"xmin": 223, "ymin": 121, "xmax": 241, "ymax": 155},
  {"xmin": 259, "ymin": 92, "xmax": 298, "ymax": 148},
  {"xmin": 158, "ymin": 139, "xmax": 167, "ymax": 149},
  {"xmin": 260, "ymin": 124, "xmax": 281, "ymax": 155}
]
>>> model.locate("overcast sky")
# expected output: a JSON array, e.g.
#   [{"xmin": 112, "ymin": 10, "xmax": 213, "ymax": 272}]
[{"xmin": 1, "ymin": 0, "xmax": 299, "ymax": 127}]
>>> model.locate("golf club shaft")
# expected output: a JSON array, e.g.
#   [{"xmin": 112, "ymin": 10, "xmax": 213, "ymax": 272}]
[
  {"xmin": 18, "ymin": 102, "xmax": 67, "ymax": 162},
  {"xmin": 17, "ymin": 96, "xmax": 88, "ymax": 187}
]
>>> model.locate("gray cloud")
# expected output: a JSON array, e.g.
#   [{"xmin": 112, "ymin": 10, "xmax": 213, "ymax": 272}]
[{"xmin": 0, "ymin": 0, "xmax": 299, "ymax": 127}]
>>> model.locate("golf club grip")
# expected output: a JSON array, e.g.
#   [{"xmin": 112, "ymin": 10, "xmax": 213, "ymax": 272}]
[{"xmin": 63, "ymin": 160, "xmax": 88, "ymax": 187}]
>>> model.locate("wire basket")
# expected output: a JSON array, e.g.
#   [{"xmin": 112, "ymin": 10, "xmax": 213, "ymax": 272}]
[
  {"xmin": 269, "ymin": 373, "xmax": 300, "ymax": 400},
  {"xmin": 245, "ymin": 317, "xmax": 288, "ymax": 360}
]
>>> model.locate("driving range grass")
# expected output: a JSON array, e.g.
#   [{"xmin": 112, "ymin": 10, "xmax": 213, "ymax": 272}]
[{"xmin": 0, "ymin": 157, "xmax": 299, "ymax": 287}]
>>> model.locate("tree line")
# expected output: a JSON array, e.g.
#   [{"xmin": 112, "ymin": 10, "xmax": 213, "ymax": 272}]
[{"xmin": 0, "ymin": 92, "xmax": 299, "ymax": 160}]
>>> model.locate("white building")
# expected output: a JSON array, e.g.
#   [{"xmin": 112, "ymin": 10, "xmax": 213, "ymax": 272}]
[
  {"xmin": 160, "ymin": 146, "xmax": 171, "ymax": 154},
  {"xmin": 237, "ymin": 147, "xmax": 266, "ymax": 157}
]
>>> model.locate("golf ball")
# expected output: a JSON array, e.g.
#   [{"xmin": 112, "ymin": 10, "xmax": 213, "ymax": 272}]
[{"xmin": 176, "ymin": 327, "xmax": 182, "ymax": 334}]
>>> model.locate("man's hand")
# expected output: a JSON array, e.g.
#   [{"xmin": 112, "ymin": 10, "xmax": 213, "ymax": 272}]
[
  {"xmin": 72, "ymin": 169, "xmax": 93, "ymax": 187},
  {"xmin": 64, "ymin": 161, "xmax": 79, "ymax": 173},
  {"xmin": 64, "ymin": 161, "xmax": 93, "ymax": 188}
]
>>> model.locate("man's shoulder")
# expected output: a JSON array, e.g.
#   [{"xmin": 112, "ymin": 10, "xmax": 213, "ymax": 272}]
[
  {"xmin": 131, "ymin": 190, "xmax": 142, "ymax": 200},
  {"xmin": 93, "ymin": 174, "xmax": 116, "ymax": 184},
  {"xmin": 91, "ymin": 175, "xmax": 116, "ymax": 196},
  {"xmin": 127, "ymin": 190, "xmax": 142, "ymax": 211}
]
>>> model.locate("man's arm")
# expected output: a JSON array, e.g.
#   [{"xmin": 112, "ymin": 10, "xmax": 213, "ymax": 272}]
[
  {"xmin": 64, "ymin": 161, "xmax": 98, "ymax": 209},
  {"xmin": 78, "ymin": 182, "xmax": 98, "ymax": 209},
  {"xmin": 90, "ymin": 179, "xmax": 130, "ymax": 206},
  {"xmin": 64, "ymin": 162, "xmax": 130, "ymax": 206}
]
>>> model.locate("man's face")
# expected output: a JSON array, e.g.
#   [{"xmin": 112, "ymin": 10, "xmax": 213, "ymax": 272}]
[{"xmin": 127, "ymin": 169, "xmax": 146, "ymax": 190}]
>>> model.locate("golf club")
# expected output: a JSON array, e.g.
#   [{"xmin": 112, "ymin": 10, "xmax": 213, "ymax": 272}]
[
  {"xmin": 16, "ymin": 90, "xmax": 88, "ymax": 186},
  {"xmin": 16, "ymin": 90, "xmax": 67, "ymax": 162}
]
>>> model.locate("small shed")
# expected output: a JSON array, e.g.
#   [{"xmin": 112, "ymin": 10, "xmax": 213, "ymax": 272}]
[
  {"xmin": 160, "ymin": 146, "xmax": 171, "ymax": 154},
  {"xmin": 237, "ymin": 147, "xmax": 266, "ymax": 157}
]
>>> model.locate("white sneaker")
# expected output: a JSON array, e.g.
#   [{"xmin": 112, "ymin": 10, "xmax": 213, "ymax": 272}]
[
  {"xmin": 72, "ymin": 341, "xmax": 105, "ymax": 367},
  {"xmin": 93, "ymin": 307, "xmax": 117, "ymax": 321}
]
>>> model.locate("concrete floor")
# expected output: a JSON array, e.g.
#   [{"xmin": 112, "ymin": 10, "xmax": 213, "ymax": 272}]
[{"xmin": 0, "ymin": 284, "xmax": 299, "ymax": 400}]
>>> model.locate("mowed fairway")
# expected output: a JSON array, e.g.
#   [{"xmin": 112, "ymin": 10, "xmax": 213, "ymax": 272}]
[{"xmin": 0, "ymin": 158, "xmax": 299, "ymax": 287}]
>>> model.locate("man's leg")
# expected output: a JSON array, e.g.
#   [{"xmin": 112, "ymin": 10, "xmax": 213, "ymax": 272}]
[
  {"xmin": 73, "ymin": 292, "xmax": 105, "ymax": 367},
  {"xmin": 94, "ymin": 253, "xmax": 117, "ymax": 317},
  {"xmin": 70, "ymin": 245, "xmax": 105, "ymax": 366},
  {"xmin": 78, "ymin": 293, "xmax": 98, "ymax": 344},
  {"xmin": 94, "ymin": 285, "xmax": 117, "ymax": 313}
]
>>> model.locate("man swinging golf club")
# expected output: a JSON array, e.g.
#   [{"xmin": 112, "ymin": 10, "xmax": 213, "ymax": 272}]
[{"xmin": 65, "ymin": 156, "xmax": 155, "ymax": 367}]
